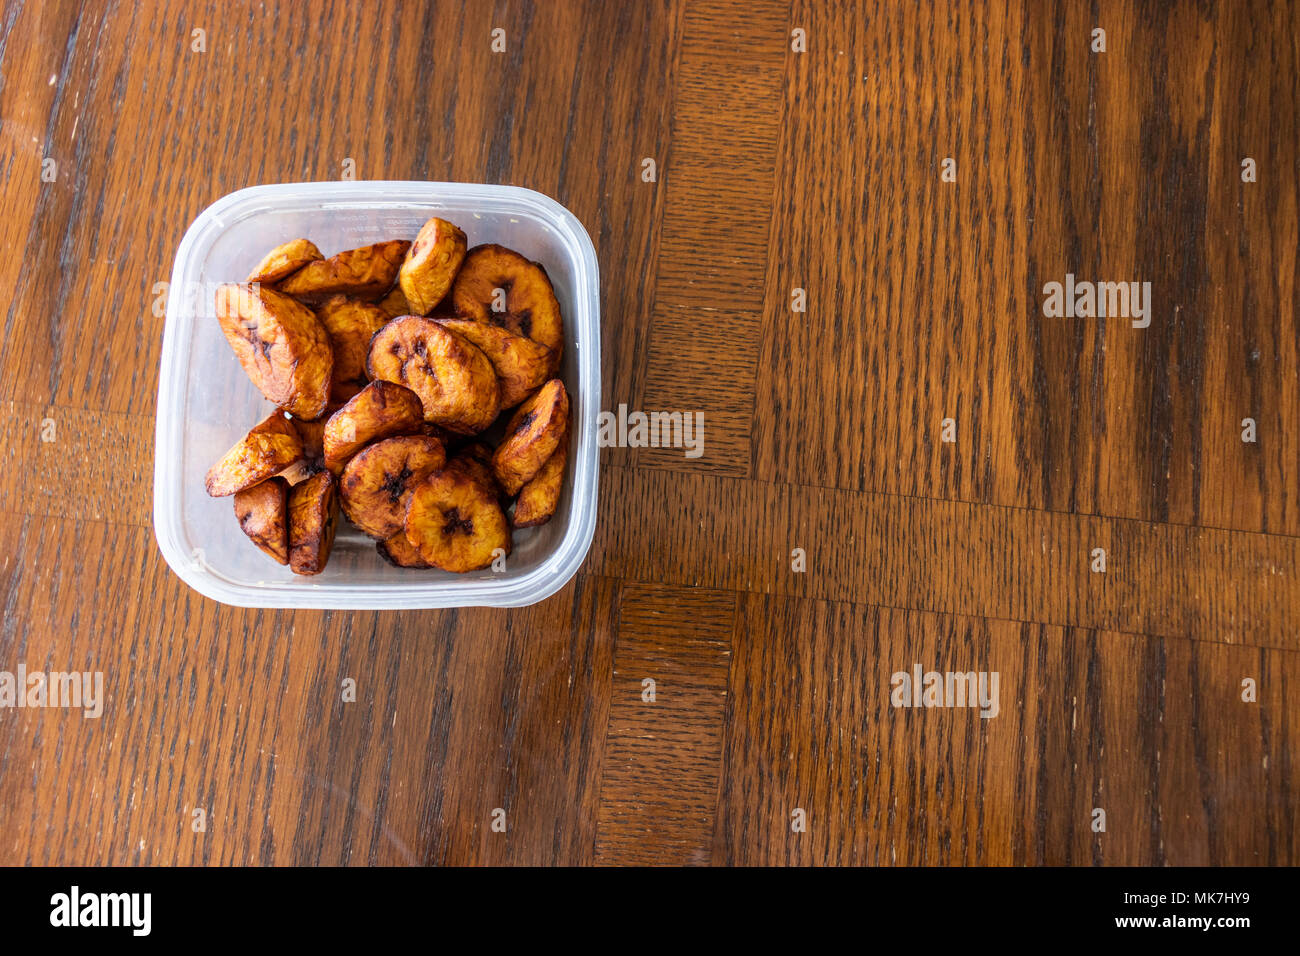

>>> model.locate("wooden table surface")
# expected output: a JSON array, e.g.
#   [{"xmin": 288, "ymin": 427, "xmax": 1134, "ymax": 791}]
[{"xmin": 0, "ymin": 0, "xmax": 1296, "ymax": 866}]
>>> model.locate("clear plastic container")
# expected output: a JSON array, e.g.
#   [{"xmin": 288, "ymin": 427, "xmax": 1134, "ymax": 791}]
[{"xmin": 153, "ymin": 181, "xmax": 600, "ymax": 608}]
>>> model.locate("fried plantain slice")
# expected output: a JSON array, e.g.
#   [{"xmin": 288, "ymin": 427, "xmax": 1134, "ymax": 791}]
[
  {"xmin": 205, "ymin": 411, "xmax": 305, "ymax": 497},
  {"xmin": 449, "ymin": 442, "xmax": 505, "ymax": 502},
  {"xmin": 339, "ymin": 435, "xmax": 446, "ymax": 539},
  {"xmin": 451, "ymin": 244, "xmax": 564, "ymax": 360},
  {"xmin": 512, "ymin": 427, "xmax": 568, "ymax": 528},
  {"xmin": 288, "ymin": 470, "xmax": 339, "ymax": 575},
  {"xmin": 377, "ymin": 282, "xmax": 413, "ymax": 319},
  {"xmin": 322, "ymin": 380, "xmax": 425, "ymax": 474},
  {"xmin": 247, "ymin": 238, "xmax": 323, "ymax": 284},
  {"xmin": 366, "ymin": 315, "xmax": 499, "ymax": 434},
  {"xmin": 422, "ymin": 421, "xmax": 457, "ymax": 445},
  {"xmin": 331, "ymin": 380, "xmax": 367, "ymax": 405},
  {"xmin": 376, "ymin": 532, "xmax": 431, "ymax": 569},
  {"xmin": 277, "ymin": 240, "xmax": 410, "ymax": 304},
  {"xmin": 490, "ymin": 378, "xmax": 569, "ymax": 495},
  {"xmin": 233, "ymin": 477, "xmax": 290, "ymax": 564},
  {"xmin": 275, "ymin": 407, "xmax": 343, "ymax": 485},
  {"xmin": 432, "ymin": 316, "xmax": 553, "ymax": 409},
  {"xmin": 459, "ymin": 440, "xmax": 495, "ymax": 470},
  {"xmin": 275, "ymin": 457, "xmax": 320, "ymax": 486},
  {"xmin": 404, "ymin": 466, "xmax": 511, "ymax": 573},
  {"xmin": 399, "ymin": 217, "xmax": 468, "ymax": 315},
  {"xmin": 315, "ymin": 295, "xmax": 391, "ymax": 400},
  {"xmin": 216, "ymin": 283, "xmax": 334, "ymax": 420},
  {"xmin": 290, "ymin": 413, "xmax": 329, "ymax": 460}
]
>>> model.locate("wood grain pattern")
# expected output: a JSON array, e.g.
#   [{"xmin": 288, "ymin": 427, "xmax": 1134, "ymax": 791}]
[
  {"xmin": 0, "ymin": 514, "xmax": 618, "ymax": 865},
  {"xmin": 753, "ymin": 0, "xmax": 1300, "ymax": 534},
  {"xmin": 0, "ymin": 402, "xmax": 152, "ymax": 525},
  {"xmin": 595, "ymin": 584, "xmax": 733, "ymax": 865},
  {"xmin": 0, "ymin": 0, "xmax": 1296, "ymax": 866},
  {"xmin": 634, "ymin": 0, "xmax": 788, "ymax": 477},
  {"xmin": 591, "ymin": 465, "xmax": 1300, "ymax": 648},
  {"xmin": 715, "ymin": 593, "xmax": 1298, "ymax": 865}
]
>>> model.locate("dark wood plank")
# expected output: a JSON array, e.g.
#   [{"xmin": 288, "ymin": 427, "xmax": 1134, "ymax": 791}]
[
  {"xmin": 0, "ymin": 512, "xmax": 619, "ymax": 864},
  {"xmin": 639, "ymin": 305, "xmax": 762, "ymax": 477},
  {"xmin": 752, "ymin": 0, "xmax": 1300, "ymax": 535},
  {"xmin": 650, "ymin": 0, "xmax": 788, "ymax": 312},
  {"xmin": 714, "ymin": 592, "xmax": 1299, "ymax": 865}
]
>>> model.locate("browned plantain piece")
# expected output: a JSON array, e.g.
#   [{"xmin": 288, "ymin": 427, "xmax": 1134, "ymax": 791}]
[
  {"xmin": 451, "ymin": 244, "xmax": 564, "ymax": 360},
  {"xmin": 339, "ymin": 435, "xmax": 446, "ymax": 539},
  {"xmin": 205, "ymin": 411, "xmax": 305, "ymax": 497},
  {"xmin": 377, "ymin": 282, "xmax": 413, "ymax": 319},
  {"xmin": 290, "ymin": 413, "xmax": 329, "ymax": 459},
  {"xmin": 490, "ymin": 379, "xmax": 569, "ymax": 495},
  {"xmin": 331, "ymin": 380, "xmax": 367, "ymax": 405},
  {"xmin": 422, "ymin": 421, "xmax": 457, "ymax": 445},
  {"xmin": 450, "ymin": 442, "xmax": 505, "ymax": 501},
  {"xmin": 513, "ymin": 428, "xmax": 568, "ymax": 528},
  {"xmin": 275, "ymin": 458, "xmax": 319, "ymax": 486},
  {"xmin": 322, "ymin": 380, "xmax": 424, "ymax": 474},
  {"xmin": 459, "ymin": 440, "xmax": 495, "ymax": 470},
  {"xmin": 315, "ymin": 295, "xmax": 391, "ymax": 401},
  {"xmin": 277, "ymin": 240, "xmax": 410, "ymax": 304},
  {"xmin": 288, "ymin": 470, "xmax": 339, "ymax": 575},
  {"xmin": 376, "ymin": 532, "xmax": 431, "ymax": 569},
  {"xmin": 247, "ymin": 239, "xmax": 323, "ymax": 284},
  {"xmin": 233, "ymin": 477, "xmax": 290, "ymax": 564},
  {"xmin": 433, "ymin": 316, "xmax": 552, "ymax": 408},
  {"xmin": 404, "ymin": 466, "xmax": 510, "ymax": 573},
  {"xmin": 399, "ymin": 217, "xmax": 467, "ymax": 314},
  {"xmin": 275, "ymin": 410, "xmax": 340, "ymax": 485},
  {"xmin": 215, "ymin": 283, "xmax": 334, "ymax": 420},
  {"xmin": 366, "ymin": 315, "xmax": 499, "ymax": 434}
]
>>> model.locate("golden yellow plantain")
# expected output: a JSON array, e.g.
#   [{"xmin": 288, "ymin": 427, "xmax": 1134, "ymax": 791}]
[
  {"xmin": 339, "ymin": 434, "xmax": 447, "ymax": 539},
  {"xmin": 490, "ymin": 378, "xmax": 569, "ymax": 495},
  {"xmin": 322, "ymin": 380, "xmax": 424, "ymax": 475},
  {"xmin": 205, "ymin": 411, "xmax": 305, "ymax": 497},
  {"xmin": 512, "ymin": 427, "xmax": 568, "ymax": 528},
  {"xmin": 399, "ymin": 217, "xmax": 467, "ymax": 314},
  {"xmin": 377, "ymin": 282, "xmax": 413, "ymax": 319},
  {"xmin": 375, "ymin": 532, "xmax": 431, "ymax": 569},
  {"xmin": 247, "ymin": 238, "xmax": 323, "ymax": 284},
  {"xmin": 451, "ymin": 244, "xmax": 564, "ymax": 361},
  {"xmin": 366, "ymin": 315, "xmax": 499, "ymax": 434},
  {"xmin": 404, "ymin": 464, "xmax": 510, "ymax": 573},
  {"xmin": 287, "ymin": 470, "xmax": 339, "ymax": 575},
  {"xmin": 234, "ymin": 477, "xmax": 290, "ymax": 564},
  {"xmin": 432, "ymin": 316, "xmax": 552, "ymax": 409},
  {"xmin": 315, "ymin": 295, "xmax": 391, "ymax": 401},
  {"xmin": 215, "ymin": 283, "xmax": 334, "ymax": 420},
  {"xmin": 278, "ymin": 240, "xmax": 410, "ymax": 303}
]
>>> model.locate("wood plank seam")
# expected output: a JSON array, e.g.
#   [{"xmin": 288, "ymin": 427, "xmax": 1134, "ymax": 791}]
[
  {"xmin": 647, "ymin": 468, "xmax": 1300, "ymax": 544},
  {"xmin": 603, "ymin": 573, "xmax": 1300, "ymax": 659},
  {"xmin": 591, "ymin": 463, "xmax": 1300, "ymax": 648}
]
